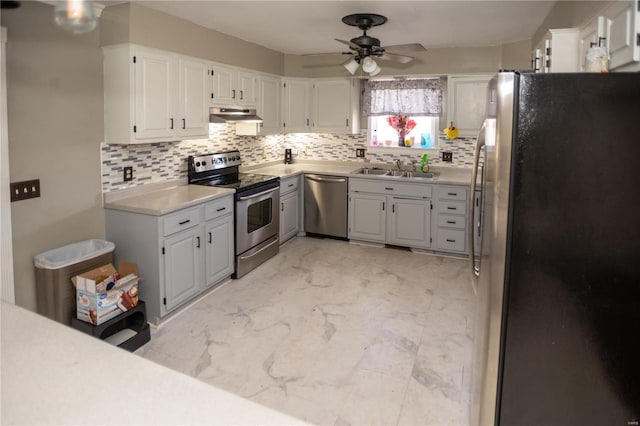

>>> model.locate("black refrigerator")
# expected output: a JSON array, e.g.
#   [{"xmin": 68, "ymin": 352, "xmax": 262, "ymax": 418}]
[{"xmin": 469, "ymin": 72, "xmax": 640, "ymax": 426}]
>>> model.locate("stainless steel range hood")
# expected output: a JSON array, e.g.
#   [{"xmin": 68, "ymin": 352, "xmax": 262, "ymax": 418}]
[{"xmin": 209, "ymin": 107, "xmax": 263, "ymax": 123}]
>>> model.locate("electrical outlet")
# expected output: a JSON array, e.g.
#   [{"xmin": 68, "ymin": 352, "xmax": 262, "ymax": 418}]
[
  {"xmin": 124, "ymin": 166, "xmax": 133, "ymax": 182},
  {"xmin": 10, "ymin": 179, "xmax": 40, "ymax": 202},
  {"xmin": 356, "ymin": 148, "xmax": 366, "ymax": 158},
  {"xmin": 442, "ymin": 152, "xmax": 453, "ymax": 162}
]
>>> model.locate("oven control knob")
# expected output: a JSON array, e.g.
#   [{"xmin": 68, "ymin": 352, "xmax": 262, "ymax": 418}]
[{"xmin": 196, "ymin": 161, "xmax": 201, "ymax": 167}]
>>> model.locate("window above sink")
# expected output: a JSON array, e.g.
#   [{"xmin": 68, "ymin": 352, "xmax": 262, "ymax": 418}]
[{"xmin": 368, "ymin": 115, "xmax": 439, "ymax": 151}]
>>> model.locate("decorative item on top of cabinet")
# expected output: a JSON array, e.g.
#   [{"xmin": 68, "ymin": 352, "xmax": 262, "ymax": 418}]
[
  {"xmin": 279, "ymin": 176, "xmax": 301, "ymax": 243},
  {"xmin": 103, "ymin": 44, "xmax": 209, "ymax": 144},
  {"xmin": 447, "ymin": 75, "xmax": 492, "ymax": 137},
  {"xmin": 602, "ymin": 0, "xmax": 640, "ymax": 70},
  {"xmin": 209, "ymin": 63, "xmax": 256, "ymax": 107}
]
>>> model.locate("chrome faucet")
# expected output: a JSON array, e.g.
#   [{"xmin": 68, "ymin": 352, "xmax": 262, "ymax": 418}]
[{"xmin": 395, "ymin": 159, "xmax": 403, "ymax": 171}]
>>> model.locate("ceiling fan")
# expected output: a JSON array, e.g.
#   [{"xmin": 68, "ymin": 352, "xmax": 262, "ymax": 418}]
[{"xmin": 317, "ymin": 13, "xmax": 425, "ymax": 76}]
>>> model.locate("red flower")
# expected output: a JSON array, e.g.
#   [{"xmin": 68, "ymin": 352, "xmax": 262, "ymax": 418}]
[{"xmin": 387, "ymin": 114, "xmax": 417, "ymax": 137}]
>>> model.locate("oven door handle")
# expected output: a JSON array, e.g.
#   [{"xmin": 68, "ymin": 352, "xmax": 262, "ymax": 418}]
[
  {"xmin": 238, "ymin": 237, "xmax": 279, "ymax": 261},
  {"xmin": 238, "ymin": 187, "xmax": 278, "ymax": 201}
]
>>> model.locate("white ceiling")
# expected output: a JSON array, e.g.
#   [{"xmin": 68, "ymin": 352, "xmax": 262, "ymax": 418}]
[{"xmin": 139, "ymin": 1, "xmax": 557, "ymax": 55}]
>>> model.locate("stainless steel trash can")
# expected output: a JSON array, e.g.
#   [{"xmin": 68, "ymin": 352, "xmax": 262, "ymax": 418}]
[{"xmin": 34, "ymin": 239, "xmax": 115, "ymax": 325}]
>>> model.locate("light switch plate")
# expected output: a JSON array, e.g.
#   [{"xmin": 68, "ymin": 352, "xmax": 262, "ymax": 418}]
[
  {"xmin": 10, "ymin": 179, "xmax": 40, "ymax": 202},
  {"xmin": 356, "ymin": 148, "xmax": 366, "ymax": 158}
]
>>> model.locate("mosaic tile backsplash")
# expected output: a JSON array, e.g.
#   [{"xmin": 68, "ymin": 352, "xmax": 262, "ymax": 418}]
[{"xmin": 101, "ymin": 123, "xmax": 477, "ymax": 192}]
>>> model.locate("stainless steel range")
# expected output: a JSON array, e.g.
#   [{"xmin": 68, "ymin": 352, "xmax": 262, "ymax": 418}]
[{"xmin": 188, "ymin": 150, "xmax": 280, "ymax": 278}]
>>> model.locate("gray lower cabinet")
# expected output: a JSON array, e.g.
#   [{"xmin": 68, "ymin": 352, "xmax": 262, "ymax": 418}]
[
  {"xmin": 348, "ymin": 178, "xmax": 432, "ymax": 249},
  {"xmin": 279, "ymin": 176, "xmax": 300, "ymax": 243},
  {"xmin": 105, "ymin": 194, "xmax": 234, "ymax": 324},
  {"xmin": 433, "ymin": 185, "xmax": 468, "ymax": 254}
]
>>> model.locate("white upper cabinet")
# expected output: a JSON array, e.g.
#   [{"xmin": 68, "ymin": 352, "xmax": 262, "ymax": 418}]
[
  {"xmin": 447, "ymin": 75, "xmax": 492, "ymax": 137},
  {"xmin": 177, "ymin": 57, "xmax": 209, "ymax": 138},
  {"xmin": 282, "ymin": 78, "xmax": 312, "ymax": 133},
  {"xmin": 210, "ymin": 64, "xmax": 256, "ymax": 107},
  {"xmin": 133, "ymin": 48, "xmax": 174, "ymax": 141},
  {"xmin": 236, "ymin": 74, "xmax": 281, "ymax": 136},
  {"xmin": 103, "ymin": 44, "xmax": 209, "ymax": 144},
  {"xmin": 604, "ymin": 0, "xmax": 640, "ymax": 70},
  {"xmin": 313, "ymin": 78, "xmax": 359, "ymax": 134},
  {"xmin": 257, "ymin": 75, "xmax": 281, "ymax": 134},
  {"xmin": 534, "ymin": 28, "xmax": 580, "ymax": 73}
]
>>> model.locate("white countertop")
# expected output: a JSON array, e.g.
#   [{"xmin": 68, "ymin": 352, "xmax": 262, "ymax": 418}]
[
  {"xmin": 104, "ymin": 184, "xmax": 235, "ymax": 216},
  {"xmin": 1, "ymin": 301, "xmax": 306, "ymax": 425},
  {"xmin": 248, "ymin": 161, "xmax": 473, "ymax": 186},
  {"xmin": 102, "ymin": 162, "xmax": 473, "ymax": 216}
]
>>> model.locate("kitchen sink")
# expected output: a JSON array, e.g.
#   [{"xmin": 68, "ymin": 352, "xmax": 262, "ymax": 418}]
[
  {"xmin": 353, "ymin": 168, "xmax": 389, "ymax": 175},
  {"xmin": 352, "ymin": 168, "xmax": 438, "ymax": 180}
]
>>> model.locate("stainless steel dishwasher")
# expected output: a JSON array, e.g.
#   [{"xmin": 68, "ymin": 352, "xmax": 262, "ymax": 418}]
[{"xmin": 304, "ymin": 174, "xmax": 348, "ymax": 239}]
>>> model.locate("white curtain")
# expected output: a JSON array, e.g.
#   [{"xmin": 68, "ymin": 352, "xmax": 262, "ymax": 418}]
[{"xmin": 363, "ymin": 78, "xmax": 444, "ymax": 116}]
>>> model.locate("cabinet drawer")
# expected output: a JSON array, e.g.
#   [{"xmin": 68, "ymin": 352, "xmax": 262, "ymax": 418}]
[
  {"xmin": 438, "ymin": 200, "xmax": 466, "ymax": 215},
  {"xmin": 437, "ymin": 214, "xmax": 465, "ymax": 229},
  {"xmin": 280, "ymin": 176, "xmax": 299, "ymax": 195},
  {"xmin": 350, "ymin": 178, "xmax": 432, "ymax": 198},
  {"xmin": 436, "ymin": 185, "xmax": 467, "ymax": 201},
  {"xmin": 162, "ymin": 207, "xmax": 201, "ymax": 236},
  {"xmin": 204, "ymin": 196, "xmax": 233, "ymax": 221},
  {"xmin": 437, "ymin": 229, "xmax": 466, "ymax": 252}
]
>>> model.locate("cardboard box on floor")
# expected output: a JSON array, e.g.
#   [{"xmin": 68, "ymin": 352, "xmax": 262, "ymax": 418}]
[{"xmin": 72, "ymin": 261, "xmax": 140, "ymax": 326}]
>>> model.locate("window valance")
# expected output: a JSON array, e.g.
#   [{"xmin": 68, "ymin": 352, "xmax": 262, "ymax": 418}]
[{"xmin": 362, "ymin": 78, "xmax": 444, "ymax": 116}]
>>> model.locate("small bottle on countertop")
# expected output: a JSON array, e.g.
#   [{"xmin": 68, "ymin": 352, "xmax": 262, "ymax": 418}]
[{"xmin": 420, "ymin": 154, "xmax": 429, "ymax": 173}]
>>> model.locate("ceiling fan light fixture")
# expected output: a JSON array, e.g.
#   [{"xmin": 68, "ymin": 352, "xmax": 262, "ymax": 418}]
[
  {"xmin": 362, "ymin": 57, "xmax": 377, "ymax": 73},
  {"xmin": 343, "ymin": 58, "xmax": 359, "ymax": 75},
  {"xmin": 368, "ymin": 64, "xmax": 382, "ymax": 76},
  {"xmin": 54, "ymin": 0, "xmax": 98, "ymax": 34}
]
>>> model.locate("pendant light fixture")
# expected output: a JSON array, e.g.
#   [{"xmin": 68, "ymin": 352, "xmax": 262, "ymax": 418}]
[{"xmin": 54, "ymin": 0, "xmax": 99, "ymax": 34}]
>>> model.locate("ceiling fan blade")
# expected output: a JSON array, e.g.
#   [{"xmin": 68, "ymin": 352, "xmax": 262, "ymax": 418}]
[
  {"xmin": 381, "ymin": 43, "xmax": 427, "ymax": 52},
  {"xmin": 379, "ymin": 52, "xmax": 414, "ymax": 64},
  {"xmin": 301, "ymin": 52, "xmax": 352, "ymax": 57},
  {"xmin": 335, "ymin": 38, "xmax": 361, "ymax": 51}
]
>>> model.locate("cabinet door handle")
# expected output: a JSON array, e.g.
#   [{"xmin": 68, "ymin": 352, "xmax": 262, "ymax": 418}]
[
  {"xmin": 447, "ymin": 207, "xmax": 457, "ymax": 210},
  {"xmin": 240, "ymin": 90, "xmax": 244, "ymax": 100},
  {"xmin": 385, "ymin": 187, "xmax": 394, "ymax": 191},
  {"xmin": 382, "ymin": 202, "xmax": 385, "ymax": 211},
  {"xmin": 182, "ymin": 118, "xmax": 186, "ymax": 129},
  {"xmin": 447, "ymin": 220, "xmax": 457, "ymax": 224},
  {"xmin": 392, "ymin": 204, "xmax": 395, "ymax": 213},
  {"xmin": 281, "ymin": 202, "xmax": 284, "ymax": 212},
  {"xmin": 196, "ymin": 236, "xmax": 201, "ymax": 248},
  {"xmin": 232, "ymin": 89, "xmax": 236, "ymax": 99},
  {"xmin": 446, "ymin": 239, "xmax": 456, "ymax": 243},
  {"xmin": 170, "ymin": 118, "xmax": 174, "ymax": 129},
  {"xmin": 216, "ymin": 207, "xmax": 226, "ymax": 212},
  {"xmin": 447, "ymin": 192, "xmax": 457, "ymax": 196},
  {"xmin": 208, "ymin": 232, "xmax": 212, "ymax": 244},
  {"xmin": 306, "ymin": 118, "xmax": 309, "ymax": 126},
  {"xmin": 288, "ymin": 183, "xmax": 294, "ymax": 188},
  {"xmin": 178, "ymin": 219, "xmax": 190, "ymax": 225}
]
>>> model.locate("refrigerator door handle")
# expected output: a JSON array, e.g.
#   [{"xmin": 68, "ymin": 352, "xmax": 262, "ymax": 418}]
[{"xmin": 468, "ymin": 120, "xmax": 487, "ymax": 292}]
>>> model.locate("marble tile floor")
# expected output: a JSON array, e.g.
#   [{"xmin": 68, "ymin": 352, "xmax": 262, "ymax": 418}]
[{"xmin": 136, "ymin": 237, "xmax": 475, "ymax": 425}]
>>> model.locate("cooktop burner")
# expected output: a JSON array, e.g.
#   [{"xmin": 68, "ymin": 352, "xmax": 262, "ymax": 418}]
[{"xmin": 188, "ymin": 150, "xmax": 279, "ymax": 193}]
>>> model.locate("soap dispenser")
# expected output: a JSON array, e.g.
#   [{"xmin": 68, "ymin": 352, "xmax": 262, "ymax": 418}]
[{"xmin": 420, "ymin": 154, "xmax": 429, "ymax": 173}]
